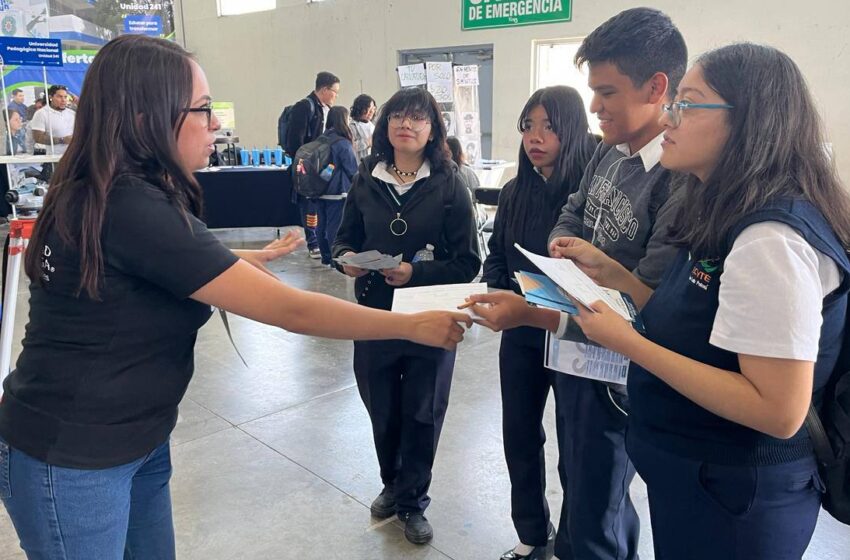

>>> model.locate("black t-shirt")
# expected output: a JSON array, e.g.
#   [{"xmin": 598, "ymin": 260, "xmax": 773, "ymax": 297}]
[{"xmin": 0, "ymin": 176, "xmax": 238, "ymax": 468}]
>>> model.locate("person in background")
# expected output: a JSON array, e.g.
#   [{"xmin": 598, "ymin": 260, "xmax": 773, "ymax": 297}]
[
  {"xmin": 333, "ymin": 87, "xmax": 480, "ymax": 546},
  {"xmin": 0, "ymin": 35, "xmax": 471, "ymax": 560},
  {"xmin": 483, "ymin": 86, "xmax": 597, "ymax": 560},
  {"xmin": 350, "ymin": 93, "xmax": 377, "ymax": 163},
  {"xmin": 315, "ymin": 106, "xmax": 358, "ymax": 267},
  {"xmin": 285, "ymin": 71, "xmax": 341, "ymax": 259},
  {"xmin": 31, "ymin": 85, "xmax": 76, "ymax": 156},
  {"xmin": 7, "ymin": 89, "xmax": 27, "ymax": 121},
  {"xmin": 446, "ymin": 136, "xmax": 480, "ymax": 193},
  {"xmin": 26, "ymin": 96, "xmax": 45, "ymax": 122},
  {"xmin": 3, "ymin": 110, "xmax": 28, "ymax": 155}
]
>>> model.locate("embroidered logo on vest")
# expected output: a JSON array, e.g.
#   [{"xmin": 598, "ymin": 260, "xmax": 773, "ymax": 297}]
[{"xmin": 689, "ymin": 257, "xmax": 720, "ymax": 291}]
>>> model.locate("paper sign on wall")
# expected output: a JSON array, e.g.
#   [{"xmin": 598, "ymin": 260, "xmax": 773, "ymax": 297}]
[
  {"xmin": 426, "ymin": 61, "xmax": 454, "ymax": 103},
  {"xmin": 454, "ymin": 65, "xmax": 479, "ymax": 87},
  {"xmin": 397, "ymin": 64, "xmax": 427, "ymax": 87}
]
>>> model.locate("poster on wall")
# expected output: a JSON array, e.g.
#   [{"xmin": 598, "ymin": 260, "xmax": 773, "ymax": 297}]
[
  {"xmin": 441, "ymin": 111, "xmax": 456, "ymax": 136},
  {"xmin": 454, "ymin": 65, "xmax": 479, "ymax": 87},
  {"xmin": 426, "ymin": 61, "xmax": 453, "ymax": 103},
  {"xmin": 397, "ymin": 63, "xmax": 426, "ymax": 88}
]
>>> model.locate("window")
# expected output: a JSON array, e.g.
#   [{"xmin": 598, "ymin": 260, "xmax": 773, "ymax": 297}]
[
  {"xmin": 533, "ymin": 39, "xmax": 600, "ymax": 135},
  {"xmin": 217, "ymin": 0, "xmax": 276, "ymax": 16}
]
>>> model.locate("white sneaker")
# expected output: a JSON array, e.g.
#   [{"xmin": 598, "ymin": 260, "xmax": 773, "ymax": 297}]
[{"xmin": 308, "ymin": 248, "xmax": 321, "ymax": 259}]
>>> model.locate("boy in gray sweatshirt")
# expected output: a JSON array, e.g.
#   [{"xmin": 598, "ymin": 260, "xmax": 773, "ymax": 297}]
[{"xmin": 474, "ymin": 9, "xmax": 689, "ymax": 560}]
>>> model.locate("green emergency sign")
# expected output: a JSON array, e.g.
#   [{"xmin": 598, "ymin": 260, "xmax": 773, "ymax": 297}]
[{"xmin": 462, "ymin": 0, "xmax": 572, "ymax": 30}]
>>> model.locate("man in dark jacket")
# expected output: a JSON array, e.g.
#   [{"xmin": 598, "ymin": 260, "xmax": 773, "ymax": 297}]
[{"xmin": 285, "ymin": 72, "xmax": 341, "ymax": 258}]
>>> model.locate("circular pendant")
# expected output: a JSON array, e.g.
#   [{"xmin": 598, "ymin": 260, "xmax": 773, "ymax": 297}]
[{"xmin": 390, "ymin": 217, "xmax": 408, "ymax": 236}]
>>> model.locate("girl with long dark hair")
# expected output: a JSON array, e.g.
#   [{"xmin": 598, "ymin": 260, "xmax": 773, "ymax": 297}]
[
  {"xmin": 350, "ymin": 93, "xmax": 376, "ymax": 163},
  {"xmin": 315, "ymin": 105, "xmax": 357, "ymax": 265},
  {"xmin": 481, "ymin": 86, "xmax": 597, "ymax": 560},
  {"xmin": 332, "ymin": 88, "xmax": 480, "ymax": 545},
  {"xmin": 546, "ymin": 43, "xmax": 850, "ymax": 558},
  {"xmin": 0, "ymin": 36, "xmax": 470, "ymax": 559}
]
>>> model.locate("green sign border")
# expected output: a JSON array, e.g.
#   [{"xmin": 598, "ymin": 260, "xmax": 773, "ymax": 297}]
[{"xmin": 462, "ymin": 1, "xmax": 573, "ymax": 31}]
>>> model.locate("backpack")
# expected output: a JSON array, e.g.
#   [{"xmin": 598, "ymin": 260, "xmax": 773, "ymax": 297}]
[
  {"xmin": 806, "ymin": 303, "xmax": 850, "ymax": 524},
  {"xmin": 277, "ymin": 97, "xmax": 317, "ymax": 151},
  {"xmin": 293, "ymin": 136, "xmax": 344, "ymax": 198}
]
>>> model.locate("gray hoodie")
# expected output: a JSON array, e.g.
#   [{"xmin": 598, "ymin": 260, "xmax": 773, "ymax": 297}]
[{"xmin": 549, "ymin": 134, "xmax": 683, "ymax": 288}]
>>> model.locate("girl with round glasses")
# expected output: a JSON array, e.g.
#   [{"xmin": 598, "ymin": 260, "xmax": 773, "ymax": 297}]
[
  {"xmin": 333, "ymin": 87, "xmax": 480, "ymax": 545},
  {"xmin": 544, "ymin": 43, "xmax": 850, "ymax": 558}
]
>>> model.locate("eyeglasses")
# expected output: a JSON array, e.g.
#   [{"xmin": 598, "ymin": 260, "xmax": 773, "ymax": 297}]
[
  {"xmin": 662, "ymin": 100, "xmax": 734, "ymax": 128},
  {"xmin": 388, "ymin": 112, "xmax": 430, "ymax": 132},
  {"xmin": 181, "ymin": 104, "xmax": 214, "ymax": 128}
]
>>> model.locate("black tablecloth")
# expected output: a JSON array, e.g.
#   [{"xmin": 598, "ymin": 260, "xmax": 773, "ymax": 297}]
[{"xmin": 196, "ymin": 167, "xmax": 301, "ymax": 229}]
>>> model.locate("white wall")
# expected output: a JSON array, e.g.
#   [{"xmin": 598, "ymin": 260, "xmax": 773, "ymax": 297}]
[{"xmin": 177, "ymin": 0, "xmax": 850, "ymax": 181}]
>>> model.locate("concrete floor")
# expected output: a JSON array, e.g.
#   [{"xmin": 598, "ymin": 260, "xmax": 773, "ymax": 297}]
[{"xmin": 1, "ymin": 226, "xmax": 848, "ymax": 560}]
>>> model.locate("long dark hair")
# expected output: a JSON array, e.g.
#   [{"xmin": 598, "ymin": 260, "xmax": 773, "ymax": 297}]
[
  {"xmin": 371, "ymin": 88, "xmax": 451, "ymax": 171},
  {"xmin": 670, "ymin": 43, "xmax": 850, "ymax": 257},
  {"xmin": 503, "ymin": 86, "xmax": 597, "ymax": 233},
  {"xmin": 446, "ymin": 136, "xmax": 465, "ymax": 166},
  {"xmin": 350, "ymin": 94, "xmax": 375, "ymax": 122},
  {"xmin": 326, "ymin": 106, "xmax": 353, "ymax": 142},
  {"xmin": 25, "ymin": 34, "xmax": 202, "ymax": 299}
]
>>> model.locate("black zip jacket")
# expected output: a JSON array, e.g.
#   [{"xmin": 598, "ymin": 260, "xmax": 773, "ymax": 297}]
[{"xmin": 332, "ymin": 156, "xmax": 481, "ymax": 310}]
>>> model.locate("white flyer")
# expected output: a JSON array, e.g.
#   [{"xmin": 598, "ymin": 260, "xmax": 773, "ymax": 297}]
[
  {"xmin": 334, "ymin": 250, "xmax": 402, "ymax": 271},
  {"xmin": 514, "ymin": 244, "xmax": 632, "ymax": 321},
  {"xmin": 545, "ymin": 330, "xmax": 629, "ymax": 385},
  {"xmin": 391, "ymin": 282, "xmax": 488, "ymax": 316}
]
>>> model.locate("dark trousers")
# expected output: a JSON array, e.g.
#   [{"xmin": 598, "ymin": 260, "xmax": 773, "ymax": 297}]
[
  {"xmin": 298, "ymin": 197, "xmax": 318, "ymax": 250},
  {"xmin": 500, "ymin": 327, "xmax": 640, "ymax": 559},
  {"xmin": 316, "ymin": 199, "xmax": 345, "ymax": 265},
  {"xmin": 353, "ymin": 339, "xmax": 455, "ymax": 514},
  {"xmin": 627, "ymin": 433, "xmax": 822, "ymax": 559}
]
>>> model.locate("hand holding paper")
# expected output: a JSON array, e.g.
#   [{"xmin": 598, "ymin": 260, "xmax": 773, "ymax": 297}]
[{"xmin": 515, "ymin": 244, "xmax": 633, "ymax": 321}]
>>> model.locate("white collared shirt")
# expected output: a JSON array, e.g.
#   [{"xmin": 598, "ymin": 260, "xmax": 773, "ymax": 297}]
[
  {"xmin": 372, "ymin": 160, "xmax": 431, "ymax": 196},
  {"xmin": 615, "ymin": 131, "xmax": 664, "ymax": 173}
]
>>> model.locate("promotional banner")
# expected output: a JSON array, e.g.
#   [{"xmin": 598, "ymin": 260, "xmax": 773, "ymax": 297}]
[
  {"xmin": 1, "ymin": 1, "xmax": 176, "ymax": 98},
  {"xmin": 462, "ymin": 0, "xmax": 572, "ymax": 30}
]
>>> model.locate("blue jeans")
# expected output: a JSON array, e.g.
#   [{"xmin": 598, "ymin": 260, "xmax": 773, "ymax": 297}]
[{"xmin": 0, "ymin": 437, "xmax": 175, "ymax": 560}]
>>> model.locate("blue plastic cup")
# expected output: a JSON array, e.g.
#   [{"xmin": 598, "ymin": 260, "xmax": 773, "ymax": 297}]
[
  {"xmin": 263, "ymin": 148, "xmax": 272, "ymax": 166},
  {"xmin": 251, "ymin": 148, "xmax": 260, "ymax": 167},
  {"xmin": 239, "ymin": 149, "xmax": 251, "ymax": 166},
  {"xmin": 273, "ymin": 147, "xmax": 284, "ymax": 166}
]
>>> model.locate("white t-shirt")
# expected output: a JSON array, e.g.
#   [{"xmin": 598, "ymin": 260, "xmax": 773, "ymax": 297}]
[
  {"xmin": 30, "ymin": 106, "xmax": 76, "ymax": 155},
  {"xmin": 710, "ymin": 221, "xmax": 842, "ymax": 362}
]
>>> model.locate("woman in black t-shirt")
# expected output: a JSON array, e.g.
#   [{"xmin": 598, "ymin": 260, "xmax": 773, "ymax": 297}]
[{"xmin": 0, "ymin": 35, "xmax": 471, "ymax": 560}]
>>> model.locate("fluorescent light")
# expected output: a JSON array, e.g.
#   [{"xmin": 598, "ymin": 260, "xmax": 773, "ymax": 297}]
[{"xmin": 217, "ymin": 0, "xmax": 276, "ymax": 16}]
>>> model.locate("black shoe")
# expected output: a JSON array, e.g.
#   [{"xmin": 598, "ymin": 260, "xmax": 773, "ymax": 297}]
[
  {"xmin": 399, "ymin": 512, "xmax": 433, "ymax": 544},
  {"xmin": 370, "ymin": 487, "xmax": 396, "ymax": 519},
  {"xmin": 499, "ymin": 523, "xmax": 555, "ymax": 560}
]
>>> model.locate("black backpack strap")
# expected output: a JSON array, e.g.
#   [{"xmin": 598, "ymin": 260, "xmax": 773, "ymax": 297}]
[{"xmin": 806, "ymin": 404, "xmax": 837, "ymax": 464}]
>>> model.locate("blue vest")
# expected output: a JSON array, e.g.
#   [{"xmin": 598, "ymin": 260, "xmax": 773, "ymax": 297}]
[{"xmin": 628, "ymin": 199, "xmax": 850, "ymax": 466}]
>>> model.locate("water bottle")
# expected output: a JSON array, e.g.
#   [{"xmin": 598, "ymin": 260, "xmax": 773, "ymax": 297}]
[
  {"xmin": 412, "ymin": 244, "xmax": 435, "ymax": 263},
  {"xmin": 319, "ymin": 163, "xmax": 335, "ymax": 181}
]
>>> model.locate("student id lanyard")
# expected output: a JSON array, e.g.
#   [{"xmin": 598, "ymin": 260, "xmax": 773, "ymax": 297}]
[{"xmin": 385, "ymin": 183, "xmax": 409, "ymax": 236}]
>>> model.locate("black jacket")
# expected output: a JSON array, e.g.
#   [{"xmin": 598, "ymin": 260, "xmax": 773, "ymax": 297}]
[
  {"xmin": 482, "ymin": 174, "xmax": 565, "ymax": 292},
  {"xmin": 284, "ymin": 92, "xmax": 324, "ymax": 156},
  {"xmin": 333, "ymin": 156, "xmax": 481, "ymax": 310}
]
